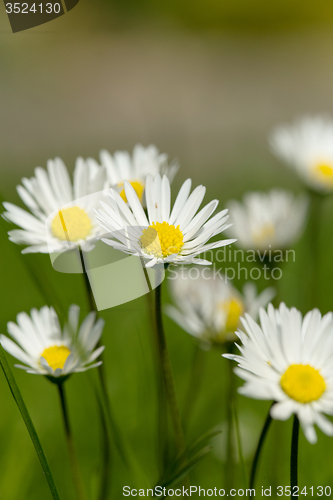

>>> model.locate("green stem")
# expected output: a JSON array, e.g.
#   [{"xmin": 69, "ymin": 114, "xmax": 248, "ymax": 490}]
[
  {"xmin": 57, "ymin": 384, "xmax": 87, "ymax": 500},
  {"xmin": 0, "ymin": 345, "xmax": 60, "ymax": 500},
  {"xmin": 249, "ymin": 404, "xmax": 273, "ymax": 489},
  {"xmin": 141, "ymin": 260, "xmax": 169, "ymax": 473},
  {"xmin": 225, "ymin": 357, "xmax": 235, "ymax": 489},
  {"xmin": 290, "ymin": 416, "xmax": 299, "ymax": 498},
  {"xmin": 154, "ymin": 281, "xmax": 185, "ymax": 457},
  {"xmin": 78, "ymin": 247, "xmax": 96, "ymax": 312}
]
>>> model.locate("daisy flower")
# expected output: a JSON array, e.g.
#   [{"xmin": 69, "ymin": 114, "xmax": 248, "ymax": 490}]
[
  {"xmin": 226, "ymin": 189, "xmax": 308, "ymax": 252},
  {"xmin": 166, "ymin": 266, "xmax": 274, "ymax": 345},
  {"xmin": 224, "ymin": 303, "xmax": 333, "ymax": 444},
  {"xmin": 100, "ymin": 144, "xmax": 179, "ymax": 204},
  {"xmin": 0, "ymin": 305, "xmax": 105, "ymax": 381},
  {"xmin": 95, "ymin": 174, "xmax": 235, "ymax": 268},
  {"xmin": 2, "ymin": 157, "xmax": 106, "ymax": 253},
  {"xmin": 270, "ymin": 115, "xmax": 333, "ymax": 193}
]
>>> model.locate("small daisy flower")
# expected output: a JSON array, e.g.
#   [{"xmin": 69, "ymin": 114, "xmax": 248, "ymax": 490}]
[
  {"xmin": 100, "ymin": 144, "xmax": 179, "ymax": 204},
  {"xmin": 95, "ymin": 174, "xmax": 235, "ymax": 268},
  {"xmin": 166, "ymin": 266, "xmax": 274, "ymax": 345},
  {"xmin": 226, "ymin": 189, "xmax": 308, "ymax": 252},
  {"xmin": 270, "ymin": 115, "xmax": 333, "ymax": 193},
  {"xmin": 0, "ymin": 305, "xmax": 105, "ymax": 381},
  {"xmin": 224, "ymin": 303, "xmax": 333, "ymax": 444},
  {"xmin": 2, "ymin": 157, "xmax": 106, "ymax": 253}
]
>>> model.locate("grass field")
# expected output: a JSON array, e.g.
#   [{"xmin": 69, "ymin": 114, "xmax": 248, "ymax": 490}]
[{"xmin": 1, "ymin": 156, "xmax": 333, "ymax": 498}]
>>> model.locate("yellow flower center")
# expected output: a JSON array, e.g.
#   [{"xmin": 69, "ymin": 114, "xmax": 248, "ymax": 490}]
[
  {"xmin": 40, "ymin": 345, "xmax": 71, "ymax": 371},
  {"xmin": 252, "ymin": 223, "xmax": 276, "ymax": 245},
  {"xmin": 224, "ymin": 298, "xmax": 244, "ymax": 333},
  {"xmin": 51, "ymin": 207, "xmax": 92, "ymax": 242},
  {"xmin": 140, "ymin": 222, "xmax": 184, "ymax": 258},
  {"xmin": 214, "ymin": 297, "xmax": 244, "ymax": 342},
  {"xmin": 280, "ymin": 364, "xmax": 326, "ymax": 403},
  {"xmin": 314, "ymin": 163, "xmax": 333, "ymax": 187},
  {"xmin": 118, "ymin": 180, "xmax": 144, "ymax": 203}
]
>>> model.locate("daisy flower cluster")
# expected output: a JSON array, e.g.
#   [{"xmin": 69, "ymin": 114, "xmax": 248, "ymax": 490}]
[
  {"xmin": 1, "ymin": 141, "xmax": 236, "ymax": 374},
  {"xmin": 2, "ymin": 144, "xmax": 178, "ymax": 255},
  {"xmin": 1, "ymin": 117, "xmax": 333, "ymax": 497},
  {"xmin": 0, "ymin": 141, "xmax": 239, "ymax": 497}
]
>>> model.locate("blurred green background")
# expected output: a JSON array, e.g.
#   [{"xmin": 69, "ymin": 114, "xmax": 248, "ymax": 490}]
[{"xmin": 1, "ymin": 0, "xmax": 333, "ymax": 498}]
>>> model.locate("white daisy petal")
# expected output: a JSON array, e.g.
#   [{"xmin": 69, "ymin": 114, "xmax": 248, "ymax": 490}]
[
  {"xmin": 182, "ymin": 200, "xmax": 218, "ymax": 242},
  {"xmin": 3, "ymin": 203, "xmax": 46, "ymax": 233},
  {"xmin": 0, "ymin": 335, "xmax": 33, "ymax": 365},
  {"xmin": 86, "ymin": 345, "xmax": 105, "ymax": 364},
  {"xmin": 124, "ymin": 182, "xmax": 149, "ymax": 227},
  {"xmin": 174, "ymin": 185, "xmax": 206, "ymax": 230},
  {"xmin": 73, "ymin": 157, "xmax": 89, "ymax": 200},
  {"xmin": 17, "ymin": 185, "xmax": 41, "ymax": 215},
  {"xmin": 77, "ymin": 312, "xmax": 97, "ymax": 347},
  {"xmin": 270, "ymin": 400, "xmax": 295, "ymax": 421},
  {"xmin": 152, "ymin": 174, "xmax": 162, "ymax": 222},
  {"xmin": 74, "ymin": 361, "xmax": 103, "ymax": 373},
  {"xmin": 169, "ymin": 179, "xmax": 192, "ymax": 225},
  {"xmin": 47, "ymin": 158, "xmax": 73, "ymax": 205},
  {"xmin": 314, "ymin": 412, "xmax": 333, "ymax": 437},
  {"xmin": 161, "ymin": 175, "xmax": 171, "ymax": 222}
]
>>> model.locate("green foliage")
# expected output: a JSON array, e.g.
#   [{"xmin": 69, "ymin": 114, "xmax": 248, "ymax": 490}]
[
  {"xmin": 156, "ymin": 427, "xmax": 221, "ymax": 494},
  {"xmin": 1, "ymin": 169, "xmax": 333, "ymax": 498}
]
